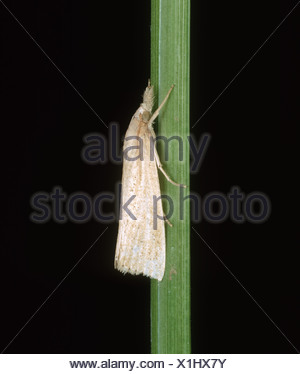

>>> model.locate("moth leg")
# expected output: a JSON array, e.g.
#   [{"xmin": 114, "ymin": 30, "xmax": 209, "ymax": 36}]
[
  {"xmin": 148, "ymin": 83, "xmax": 187, "ymax": 189},
  {"xmin": 148, "ymin": 84, "xmax": 175, "ymax": 129},
  {"xmin": 164, "ymin": 215, "xmax": 173, "ymax": 227},
  {"xmin": 154, "ymin": 147, "xmax": 186, "ymax": 188}
]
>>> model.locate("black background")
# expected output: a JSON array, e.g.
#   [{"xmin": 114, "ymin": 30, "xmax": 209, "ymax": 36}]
[{"xmin": 0, "ymin": 0, "xmax": 299, "ymax": 353}]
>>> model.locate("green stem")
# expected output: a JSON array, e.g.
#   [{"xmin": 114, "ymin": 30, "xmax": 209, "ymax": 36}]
[{"xmin": 150, "ymin": 0, "xmax": 191, "ymax": 353}]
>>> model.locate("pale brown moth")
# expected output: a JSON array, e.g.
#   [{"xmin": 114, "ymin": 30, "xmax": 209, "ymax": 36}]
[{"xmin": 114, "ymin": 81, "xmax": 184, "ymax": 281}]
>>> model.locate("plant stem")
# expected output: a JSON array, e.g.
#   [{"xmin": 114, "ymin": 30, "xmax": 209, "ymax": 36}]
[{"xmin": 150, "ymin": 0, "xmax": 191, "ymax": 354}]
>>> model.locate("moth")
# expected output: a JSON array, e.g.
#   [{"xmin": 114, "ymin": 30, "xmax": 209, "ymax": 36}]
[{"xmin": 114, "ymin": 81, "xmax": 184, "ymax": 281}]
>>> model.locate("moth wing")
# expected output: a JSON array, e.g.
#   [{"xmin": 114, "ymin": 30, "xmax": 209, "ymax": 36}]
[{"xmin": 115, "ymin": 121, "xmax": 165, "ymax": 281}]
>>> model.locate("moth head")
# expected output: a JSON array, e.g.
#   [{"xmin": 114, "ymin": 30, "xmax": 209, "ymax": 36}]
[
  {"xmin": 142, "ymin": 81, "xmax": 154, "ymax": 113},
  {"xmin": 142, "ymin": 110, "xmax": 150, "ymax": 122}
]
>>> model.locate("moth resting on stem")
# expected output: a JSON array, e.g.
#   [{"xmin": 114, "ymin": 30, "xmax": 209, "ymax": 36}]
[{"xmin": 114, "ymin": 81, "xmax": 186, "ymax": 281}]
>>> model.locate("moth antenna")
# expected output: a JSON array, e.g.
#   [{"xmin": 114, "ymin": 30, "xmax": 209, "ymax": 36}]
[{"xmin": 148, "ymin": 84, "xmax": 175, "ymax": 129}]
